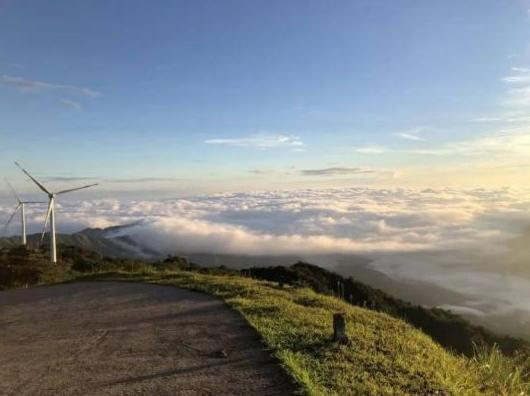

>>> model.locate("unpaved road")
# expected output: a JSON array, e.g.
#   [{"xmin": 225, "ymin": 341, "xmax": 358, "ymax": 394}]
[{"xmin": 0, "ymin": 282, "xmax": 296, "ymax": 395}]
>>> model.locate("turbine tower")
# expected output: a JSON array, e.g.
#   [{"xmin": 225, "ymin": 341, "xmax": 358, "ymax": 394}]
[
  {"xmin": 3, "ymin": 179, "xmax": 44, "ymax": 245},
  {"xmin": 15, "ymin": 162, "xmax": 98, "ymax": 264}
]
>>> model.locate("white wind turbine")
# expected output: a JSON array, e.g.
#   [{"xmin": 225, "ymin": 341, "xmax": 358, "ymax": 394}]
[
  {"xmin": 3, "ymin": 179, "xmax": 45, "ymax": 245},
  {"xmin": 15, "ymin": 162, "xmax": 98, "ymax": 264}
]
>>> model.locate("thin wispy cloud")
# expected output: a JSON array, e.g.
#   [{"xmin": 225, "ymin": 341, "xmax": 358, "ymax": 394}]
[
  {"xmin": 39, "ymin": 176, "xmax": 181, "ymax": 184},
  {"xmin": 354, "ymin": 131, "xmax": 530, "ymax": 158},
  {"xmin": 205, "ymin": 133, "xmax": 303, "ymax": 149},
  {"xmin": 471, "ymin": 117, "xmax": 502, "ymax": 122},
  {"xmin": 105, "ymin": 177, "xmax": 182, "ymax": 184},
  {"xmin": 354, "ymin": 146, "xmax": 389, "ymax": 154},
  {"xmin": 301, "ymin": 167, "xmax": 377, "ymax": 176},
  {"xmin": 512, "ymin": 67, "xmax": 530, "ymax": 73},
  {"xmin": 501, "ymin": 75, "xmax": 530, "ymax": 84},
  {"xmin": 394, "ymin": 127, "xmax": 426, "ymax": 141},
  {"xmin": 1, "ymin": 75, "xmax": 100, "ymax": 97},
  {"xmin": 395, "ymin": 132, "xmax": 426, "ymax": 141},
  {"xmin": 506, "ymin": 86, "xmax": 530, "ymax": 107},
  {"xmin": 501, "ymin": 66, "xmax": 530, "ymax": 108},
  {"xmin": 41, "ymin": 176, "xmax": 97, "ymax": 182},
  {"xmin": 0, "ymin": 61, "xmax": 23, "ymax": 69},
  {"xmin": 248, "ymin": 169, "xmax": 267, "ymax": 175},
  {"xmin": 59, "ymin": 98, "xmax": 82, "ymax": 110}
]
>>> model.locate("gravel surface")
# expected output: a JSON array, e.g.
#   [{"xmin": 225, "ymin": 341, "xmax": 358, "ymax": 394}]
[{"xmin": 0, "ymin": 282, "xmax": 296, "ymax": 395}]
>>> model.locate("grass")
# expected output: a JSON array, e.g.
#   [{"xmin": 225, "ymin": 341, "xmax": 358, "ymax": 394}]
[{"xmin": 79, "ymin": 270, "xmax": 530, "ymax": 396}]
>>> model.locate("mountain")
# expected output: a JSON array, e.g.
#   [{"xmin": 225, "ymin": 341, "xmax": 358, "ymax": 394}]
[{"xmin": 0, "ymin": 223, "xmax": 157, "ymax": 259}]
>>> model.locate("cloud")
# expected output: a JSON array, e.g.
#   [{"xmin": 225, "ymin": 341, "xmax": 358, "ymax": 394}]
[
  {"xmin": 502, "ymin": 75, "xmax": 530, "ymax": 84},
  {"xmin": 395, "ymin": 132, "xmax": 426, "ymax": 141},
  {"xmin": 39, "ymin": 175, "xmax": 182, "ymax": 184},
  {"xmin": 501, "ymin": 67, "xmax": 530, "ymax": 84},
  {"xmin": 471, "ymin": 117, "xmax": 502, "ymax": 122},
  {"xmin": 59, "ymin": 98, "xmax": 82, "ymax": 110},
  {"xmin": 301, "ymin": 167, "xmax": 377, "ymax": 176},
  {"xmin": 105, "ymin": 177, "xmax": 182, "ymax": 184},
  {"xmin": 127, "ymin": 217, "xmax": 418, "ymax": 256},
  {"xmin": 500, "ymin": 66, "xmax": 530, "ymax": 108},
  {"xmin": 205, "ymin": 133, "xmax": 303, "ymax": 148},
  {"xmin": 394, "ymin": 127, "xmax": 426, "ymax": 141},
  {"xmin": 1, "ymin": 75, "xmax": 100, "ymax": 97},
  {"xmin": 248, "ymin": 169, "xmax": 267, "ymax": 175},
  {"xmin": 3, "ymin": 187, "xmax": 528, "ymax": 256},
  {"xmin": 354, "ymin": 131, "xmax": 530, "ymax": 159},
  {"xmin": 505, "ymin": 86, "xmax": 530, "ymax": 107},
  {"xmin": 0, "ymin": 61, "xmax": 23, "ymax": 69},
  {"xmin": 41, "ymin": 176, "xmax": 97, "ymax": 182},
  {"xmin": 512, "ymin": 67, "xmax": 530, "ymax": 73},
  {"xmin": 354, "ymin": 146, "xmax": 389, "ymax": 154}
]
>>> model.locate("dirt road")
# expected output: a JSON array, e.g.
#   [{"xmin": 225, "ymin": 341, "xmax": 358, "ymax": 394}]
[{"xmin": 0, "ymin": 282, "xmax": 296, "ymax": 395}]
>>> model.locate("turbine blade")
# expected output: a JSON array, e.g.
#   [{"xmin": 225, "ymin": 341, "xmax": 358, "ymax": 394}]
[
  {"xmin": 4, "ymin": 179, "xmax": 21, "ymax": 203},
  {"xmin": 57, "ymin": 183, "xmax": 98, "ymax": 195},
  {"xmin": 21, "ymin": 201, "xmax": 46, "ymax": 204},
  {"xmin": 3, "ymin": 204, "xmax": 20, "ymax": 234},
  {"xmin": 14, "ymin": 162, "xmax": 51, "ymax": 195},
  {"xmin": 41, "ymin": 199, "xmax": 53, "ymax": 243}
]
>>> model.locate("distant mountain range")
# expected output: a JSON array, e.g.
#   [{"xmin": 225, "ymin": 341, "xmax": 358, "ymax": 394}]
[{"xmin": 0, "ymin": 223, "xmax": 158, "ymax": 259}]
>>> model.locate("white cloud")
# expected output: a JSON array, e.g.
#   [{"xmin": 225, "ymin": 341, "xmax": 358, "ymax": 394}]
[
  {"xmin": 205, "ymin": 133, "xmax": 303, "ymax": 149},
  {"xmin": 506, "ymin": 86, "xmax": 530, "ymax": 107},
  {"xmin": 59, "ymin": 98, "xmax": 82, "ymax": 110},
  {"xmin": 500, "ymin": 66, "xmax": 530, "ymax": 108},
  {"xmin": 395, "ymin": 132, "xmax": 425, "ymax": 141},
  {"xmin": 394, "ymin": 127, "xmax": 426, "ymax": 141},
  {"xmin": 354, "ymin": 146, "xmax": 389, "ymax": 154},
  {"xmin": 471, "ymin": 117, "xmax": 502, "ymax": 122},
  {"xmin": 3, "ymin": 187, "xmax": 529, "ymax": 256},
  {"xmin": 501, "ymin": 75, "xmax": 530, "ymax": 84},
  {"xmin": 301, "ymin": 167, "xmax": 377, "ymax": 176},
  {"xmin": 354, "ymin": 131, "xmax": 530, "ymax": 159},
  {"xmin": 408, "ymin": 132, "xmax": 530, "ymax": 157},
  {"xmin": 1, "ymin": 75, "xmax": 100, "ymax": 97}
]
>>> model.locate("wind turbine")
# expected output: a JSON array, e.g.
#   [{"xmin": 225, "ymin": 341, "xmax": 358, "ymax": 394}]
[
  {"xmin": 15, "ymin": 162, "xmax": 98, "ymax": 264},
  {"xmin": 3, "ymin": 179, "xmax": 44, "ymax": 245}
]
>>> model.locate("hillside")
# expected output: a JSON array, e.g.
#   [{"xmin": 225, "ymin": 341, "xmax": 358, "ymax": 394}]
[
  {"xmin": 246, "ymin": 262, "xmax": 528, "ymax": 357},
  {"xmin": 1, "ymin": 244, "xmax": 527, "ymax": 358},
  {"xmin": 91, "ymin": 270, "xmax": 529, "ymax": 395},
  {"xmin": 1, "ymin": 245, "xmax": 529, "ymax": 394}
]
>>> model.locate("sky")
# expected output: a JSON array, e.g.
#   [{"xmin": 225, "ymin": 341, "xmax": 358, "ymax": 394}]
[{"xmin": 1, "ymin": 0, "xmax": 530, "ymax": 197}]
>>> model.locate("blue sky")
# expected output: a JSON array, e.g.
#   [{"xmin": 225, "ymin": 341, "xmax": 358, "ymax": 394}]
[{"xmin": 1, "ymin": 0, "xmax": 530, "ymax": 197}]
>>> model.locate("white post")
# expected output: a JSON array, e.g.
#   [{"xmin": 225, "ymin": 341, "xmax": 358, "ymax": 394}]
[
  {"xmin": 50, "ymin": 198, "xmax": 57, "ymax": 264},
  {"xmin": 21, "ymin": 203, "xmax": 27, "ymax": 246}
]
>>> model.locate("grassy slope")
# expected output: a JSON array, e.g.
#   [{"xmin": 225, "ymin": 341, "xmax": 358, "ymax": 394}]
[{"xmin": 89, "ymin": 271, "xmax": 528, "ymax": 396}]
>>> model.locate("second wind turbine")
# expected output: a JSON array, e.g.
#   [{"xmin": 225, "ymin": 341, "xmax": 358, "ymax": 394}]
[
  {"xmin": 3, "ymin": 179, "xmax": 44, "ymax": 245},
  {"xmin": 15, "ymin": 162, "xmax": 98, "ymax": 264}
]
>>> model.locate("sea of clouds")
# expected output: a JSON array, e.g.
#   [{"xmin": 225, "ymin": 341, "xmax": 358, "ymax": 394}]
[{"xmin": 2, "ymin": 187, "xmax": 530, "ymax": 336}]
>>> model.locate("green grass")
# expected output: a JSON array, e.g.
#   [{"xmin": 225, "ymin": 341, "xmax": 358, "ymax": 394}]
[{"xmin": 81, "ymin": 270, "xmax": 530, "ymax": 396}]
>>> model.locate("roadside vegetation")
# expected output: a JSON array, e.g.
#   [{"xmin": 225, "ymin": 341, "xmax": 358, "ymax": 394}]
[{"xmin": 1, "ymin": 245, "xmax": 529, "ymax": 395}]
